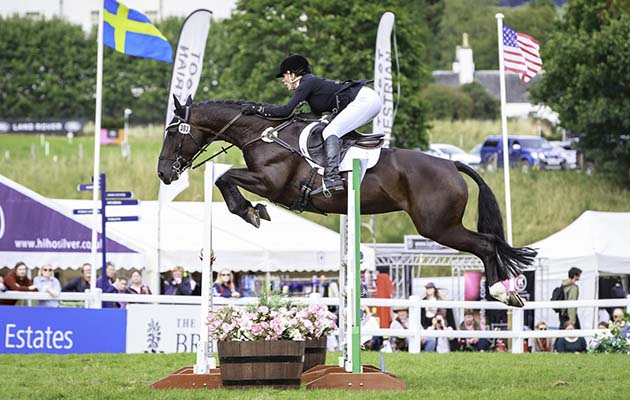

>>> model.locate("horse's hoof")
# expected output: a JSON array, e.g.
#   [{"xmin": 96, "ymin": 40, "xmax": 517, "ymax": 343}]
[
  {"xmin": 489, "ymin": 282, "xmax": 508, "ymax": 304},
  {"xmin": 246, "ymin": 208, "xmax": 261, "ymax": 228},
  {"xmin": 255, "ymin": 204, "xmax": 271, "ymax": 221},
  {"xmin": 507, "ymin": 291, "xmax": 525, "ymax": 308}
]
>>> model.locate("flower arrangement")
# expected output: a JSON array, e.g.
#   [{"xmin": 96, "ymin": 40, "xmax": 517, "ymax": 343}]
[
  {"xmin": 590, "ymin": 311, "xmax": 630, "ymax": 354},
  {"xmin": 207, "ymin": 294, "xmax": 337, "ymax": 342}
]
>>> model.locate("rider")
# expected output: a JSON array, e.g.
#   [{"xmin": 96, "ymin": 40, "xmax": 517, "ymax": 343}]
[{"xmin": 241, "ymin": 54, "xmax": 382, "ymax": 195}]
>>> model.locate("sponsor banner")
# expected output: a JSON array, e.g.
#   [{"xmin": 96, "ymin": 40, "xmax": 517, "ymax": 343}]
[
  {"xmin": 126, "ymin": 304, "xmax": 203, "ymax": 353},
  {"xmin": 373, "ymin": 12, "xmax": 395, "ymax": 147},
  {"xmin": 0, "ymin": 307, "xmax": 126, "ymax": 354},
  {"xmin": 0, "ymin": 119, "xmax": 83, "ymax": 135},
  {"xmin": 159, "ymin": 10, "xmax": 212, "ymax": 204},
  {"xmin": 0, "ymin": 176, "xmax": 137, "ymax": 254}
]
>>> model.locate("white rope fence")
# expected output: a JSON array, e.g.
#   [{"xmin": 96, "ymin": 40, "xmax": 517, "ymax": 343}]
[{"xmin": 2, "ymin": 291, "xmax": 628, "ymax": 354}]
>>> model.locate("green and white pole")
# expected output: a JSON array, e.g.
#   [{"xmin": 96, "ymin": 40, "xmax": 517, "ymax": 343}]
[{"xmin": 345, "ymin": 158, "xmax": 365, "ymax": 373}]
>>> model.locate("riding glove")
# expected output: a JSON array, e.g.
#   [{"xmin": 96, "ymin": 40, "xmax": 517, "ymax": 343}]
[{"xmin": 241, "ymin": 104, "xmax": 263, "ymax": 115}]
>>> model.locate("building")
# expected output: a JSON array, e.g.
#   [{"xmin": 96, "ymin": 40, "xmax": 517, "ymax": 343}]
[
  {"xmin": 432, "ymin": 33, "xmax": 558, "ymax": 123},
  {"xmin": 0, "ymin": 0, "xmax": 237, "ymax": 32}
]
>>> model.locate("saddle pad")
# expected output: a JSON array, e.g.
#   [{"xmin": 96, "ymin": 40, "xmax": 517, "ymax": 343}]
[{"xmin": 298, "ymin": 122, "xmax": 382, "ymax": 175}]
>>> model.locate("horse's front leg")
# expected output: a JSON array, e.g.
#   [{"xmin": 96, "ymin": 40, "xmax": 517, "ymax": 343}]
[{"xmin": 215, "ymin": 169, "xmax": 271, "ymax": 228}]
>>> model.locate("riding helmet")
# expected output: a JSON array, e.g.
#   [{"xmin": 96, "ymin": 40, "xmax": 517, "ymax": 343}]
[{"xmin": 275, "ymin": 54, "xmax": 311, "ymax": 78}]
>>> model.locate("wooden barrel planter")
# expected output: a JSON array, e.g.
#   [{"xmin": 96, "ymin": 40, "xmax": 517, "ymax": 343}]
[
  {"xmin": 303, "ymin": 336, "xmax": 327, "ymax": 372},
  {"xmin": 218, "ymin": 340, "xmax": 305, "ymax": 389}
]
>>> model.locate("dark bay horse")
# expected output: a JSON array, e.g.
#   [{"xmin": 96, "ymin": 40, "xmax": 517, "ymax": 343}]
[{"xmin": 158, "ymin": 97, "xmax": 536, "ymax": 307}]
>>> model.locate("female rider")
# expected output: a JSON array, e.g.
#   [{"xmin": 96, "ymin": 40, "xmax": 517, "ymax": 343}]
[{"xmin": 241, "ymin": 54, "xmax": 382, "ymax": 195}]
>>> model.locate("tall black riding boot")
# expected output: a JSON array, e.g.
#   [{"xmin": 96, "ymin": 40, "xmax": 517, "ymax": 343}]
[{"xmin": 322, "ymin": 135, "xmax": 344, "ymax": 195}]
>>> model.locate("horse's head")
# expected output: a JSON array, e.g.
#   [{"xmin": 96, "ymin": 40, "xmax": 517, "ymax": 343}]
[{"xmin": 157, "ymin": 95, "xmax": 206, "ymax": 184}]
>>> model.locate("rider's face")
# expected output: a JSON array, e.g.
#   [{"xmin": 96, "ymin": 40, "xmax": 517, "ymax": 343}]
[{"xmin": 282, "ymin": 72, "xmax": 299, "ymax": 91}]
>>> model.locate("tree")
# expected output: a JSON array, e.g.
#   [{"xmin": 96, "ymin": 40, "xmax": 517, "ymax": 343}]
[
  {"xmin": 0, "ymin": 16, "xmax": 94, "ymax": 119},
  {"xmin": 206, "ymin": 0, "xmax": 432, "ymax": 148},
  {"xmin": 530, "ymin": 0, "xmax": 630, "ymax": 183}
]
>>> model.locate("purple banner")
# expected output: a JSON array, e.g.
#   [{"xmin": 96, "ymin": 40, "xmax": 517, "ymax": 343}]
[{"xmin": 0, "ymin": 178, "xmax": 136, "ymax": 254}]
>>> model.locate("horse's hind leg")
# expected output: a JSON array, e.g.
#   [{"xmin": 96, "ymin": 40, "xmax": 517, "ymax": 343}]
[{"xmin": 413, "ymin": 221, "xmax": 523, "ymax": 306}]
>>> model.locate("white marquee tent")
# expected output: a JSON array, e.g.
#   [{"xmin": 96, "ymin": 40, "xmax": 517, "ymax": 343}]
[
  {"xmin": 529, "ymin": 211, "xmax": 630, "ymax": 328},
  {"xmin": 55, "ymin": 199, "xmax": 375, "ymax": 274}
]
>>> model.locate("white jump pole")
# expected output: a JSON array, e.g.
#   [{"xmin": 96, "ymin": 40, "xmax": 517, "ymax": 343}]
[{"xmin": 195, "ymin": 163, "xmax": 217, "ymax": 373}]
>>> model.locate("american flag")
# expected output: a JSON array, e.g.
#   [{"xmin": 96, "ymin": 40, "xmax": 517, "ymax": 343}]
[{"xmin": 502, "ymin": 24, "xmax": 542, "ymax": 83}]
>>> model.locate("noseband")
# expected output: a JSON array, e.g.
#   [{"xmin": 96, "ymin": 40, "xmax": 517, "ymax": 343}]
[{"xmin": 160, "ymin": 104, "xmax": 242, "ymax": 176}]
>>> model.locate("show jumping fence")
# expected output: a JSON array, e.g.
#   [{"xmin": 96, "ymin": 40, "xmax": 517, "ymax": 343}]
[{"xmin": 2, "ymin": 290, "xmax": 628, "ymax": 354}]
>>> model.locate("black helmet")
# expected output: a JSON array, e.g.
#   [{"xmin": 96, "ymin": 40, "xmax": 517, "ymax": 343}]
[{"xmin": 275, "ymin": 54, "xmax": 311, "ymax": 78}]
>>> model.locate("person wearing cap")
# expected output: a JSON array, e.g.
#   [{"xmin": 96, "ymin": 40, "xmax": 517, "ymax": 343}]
[
  {"xmin": 421, "ymin": 282, "xmax": 456, "ymax": 330},
  {"xmin": 240, "ymin": 54, "xmax": 382, "ymax": 195}
]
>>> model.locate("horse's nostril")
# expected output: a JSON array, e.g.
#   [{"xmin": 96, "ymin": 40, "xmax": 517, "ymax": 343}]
[{"xmin": 158, "ymin": 170, "xmax": 164, "ymax": 178}]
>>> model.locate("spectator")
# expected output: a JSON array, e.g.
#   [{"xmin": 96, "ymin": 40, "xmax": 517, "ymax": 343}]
[
  {"xmin": 0, "ymin": 273, "xmax": 7, "ymax": 293},
  {"xmin": 213, "ymin": 269, "xmax": 241, "ymax": 298},
  {"xmin": 529, "ymin": 321, "xmax": 554, "ymax": 353},
  {"xmin": 62, "ymin": 263, "xmax": 92, "ymax": 293},
  {"xmin": 96, "ymin": 262, "xmax": 119, "ymax": 308},
  {"xmin": 588, "ymin": 321, "xmax": 612, "ymax": 350},
  {"xmin": 96, "ymin": 262, "xmax": 117, "ymax": 291},
  {"xmin": 111, "ymin": 274, "xmax": 128, "ymax": 308},
  {"xmin": 375, "ymin": 271, "xmax": 394, "ymax": 330},
  {"xmin": 560, "ymin": 267, "xmax": 582, "ymax": 329},
  {"xmin": 33, "ymin": 264, "xmax": 61, "ymax": 307},
  {"xmin": 426, "ymin": 313, "xmax": 455, "ymax": 353},
  {"xmin": 555, "ymin": 320, "xmax": 587, "ymax": 353},
  {"xmin": 611, "ymin": 308, "xmax": 625, "ymax": 327},
  {"xmin": 360, "ymin": 306, "xmax": 382, "ymax": 351},
  {"xmin": 1, "ymin": 262, "xmax": 38, "ymax": 305},
  {"xmin": 390, "ymin": 307, "xmax": 410, "ymax": 352},
  {"xmin": 126, "ymin": 269, "xmax": 151, "ymax": 295},
  {"xmin": 164, "ymin": 266, "xmax": 192, "ymax": 295},
  {"xmin": 458, "ymin": 309, "xmax": 490, "ymax": 351},
  {"xmin": 421, "ymin": 282, "xmax": 456, "ymax": 329}
]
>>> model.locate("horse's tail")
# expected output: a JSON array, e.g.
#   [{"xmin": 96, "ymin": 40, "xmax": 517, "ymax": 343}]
[{"xmin": 455, "ymin": 161, "xmax": 537, "ymax": 280}]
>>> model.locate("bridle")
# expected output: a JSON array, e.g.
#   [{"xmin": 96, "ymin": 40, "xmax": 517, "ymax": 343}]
[{"xmin": 160, "ymin": 103, "xmax": 242, "ymax": 176}]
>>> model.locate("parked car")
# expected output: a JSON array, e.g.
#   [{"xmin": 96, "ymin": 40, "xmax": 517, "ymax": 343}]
[
  {"xmin": 427, "ymin": 143, "xmax": 481, "ymax": 168},
  {"xmin": 549, "ymin": 140, "xmax": 578, "ymax": 170},
  {"xmin": 480, "ymin": 135, "xmax": 566, "ymax": 172}
]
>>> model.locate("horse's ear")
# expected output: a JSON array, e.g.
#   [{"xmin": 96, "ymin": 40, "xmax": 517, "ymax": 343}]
[
  {"xmin": 173, "ymin": 95, "xmax": 183, "ymax": 113},
  {"xmin": 185, "ymin": 95, "xmax": 193, "ymax": 106}
]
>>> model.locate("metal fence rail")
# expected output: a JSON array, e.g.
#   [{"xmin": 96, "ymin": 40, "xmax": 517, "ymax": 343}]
[{"xmin": 1, "ymin": 291, "xmax": 628, "ymax": 354}]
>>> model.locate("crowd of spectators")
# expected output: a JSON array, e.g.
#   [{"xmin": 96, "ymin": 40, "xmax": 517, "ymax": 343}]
[{"xmin": 1, "ymin": 263, "xmax": 626, "ymax": 355}]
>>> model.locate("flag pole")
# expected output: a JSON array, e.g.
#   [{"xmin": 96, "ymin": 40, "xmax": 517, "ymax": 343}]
[
  {"xmin": 495, "ymin": 13, "xmax": 513, "ymax": 246},
  {"xmin": 89, "ymin": 3, "xmax": 105, "ymax": 307}
]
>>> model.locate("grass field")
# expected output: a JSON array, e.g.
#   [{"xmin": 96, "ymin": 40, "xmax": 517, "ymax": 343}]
[
  {"xmin": 1, "ymin": 351, "xmax": 629, "ymax": 399},
  {"xmin": 1, "ymin": 119, "xmax": 629, "ymax": 246}
]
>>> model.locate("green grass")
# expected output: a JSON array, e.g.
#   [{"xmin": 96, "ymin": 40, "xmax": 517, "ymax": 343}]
[
  {"xmin": 1, "ymin": 119, "xmax": 629, "ymax": 247},
  {"xmin": 1, "ymin": 352, "xmax": 629, "ymax": 399}
]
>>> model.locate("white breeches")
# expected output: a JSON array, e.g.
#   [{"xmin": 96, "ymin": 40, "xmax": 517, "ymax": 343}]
[{"xmin": 322, "ymin": 86, "xmax": 382, "ymax": 140}]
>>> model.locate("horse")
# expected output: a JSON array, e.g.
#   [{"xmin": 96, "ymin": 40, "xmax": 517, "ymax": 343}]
[{"xmin": 157, "ymin": 96, "xmax": 537, "ymax": 307}]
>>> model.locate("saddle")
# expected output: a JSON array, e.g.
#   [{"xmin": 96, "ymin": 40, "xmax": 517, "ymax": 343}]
[{"xmin": 305, "ymin": 123, "xmax": 385, "ymax": 168}]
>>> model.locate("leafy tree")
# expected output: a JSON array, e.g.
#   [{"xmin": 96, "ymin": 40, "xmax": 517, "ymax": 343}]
[
  {"xmin": 422, "ymin": 84, "xmax": 473, "ymax": 121},
  {"xmin": 530, "ymin": 0, "xmax": 630, "ymax": 183},
  {"xmin": 461, "ymin": 82, "xmax": 499, "ymax": 119},
  {"xmin": 0, "ymin": 16, "xmax": 94, "ymax": 119}
]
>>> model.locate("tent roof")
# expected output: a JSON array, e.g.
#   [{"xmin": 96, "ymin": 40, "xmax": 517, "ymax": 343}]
[
  {"xmin": 55, "ymin": 199, "xmax": 375, "ymax": 273},
  {"xmin": 530, "ymin": 210, "xmax": 630, "ymax": 273}
]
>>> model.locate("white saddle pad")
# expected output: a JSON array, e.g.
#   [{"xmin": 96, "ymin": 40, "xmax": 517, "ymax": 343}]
[{"xmin": 298, "ymin": 122, "xmax": 382, "ymax": 175}]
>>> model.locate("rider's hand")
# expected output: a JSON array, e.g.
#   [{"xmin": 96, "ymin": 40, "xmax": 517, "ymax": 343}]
[{"xmin": 241, "ymin": 104, "xmax": 260, "ymax": 115}]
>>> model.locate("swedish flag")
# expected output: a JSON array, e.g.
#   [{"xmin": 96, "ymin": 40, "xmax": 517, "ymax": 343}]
[{"xmin": 103, "ymin": 0, "xmax": 172, "ymax": 63}]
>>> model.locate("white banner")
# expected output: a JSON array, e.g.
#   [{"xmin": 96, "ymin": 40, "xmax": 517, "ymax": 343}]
[
  {"xmin": 159, "ymin": 9, "xmax": 213, "ymax": 203},
  {"xmin": 126, "ymin": 304, "xmax": 202, "ymax": 353},
  {"xmin": 373, "ymin": 12, "xmax": 395, "ymax": 148}
]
